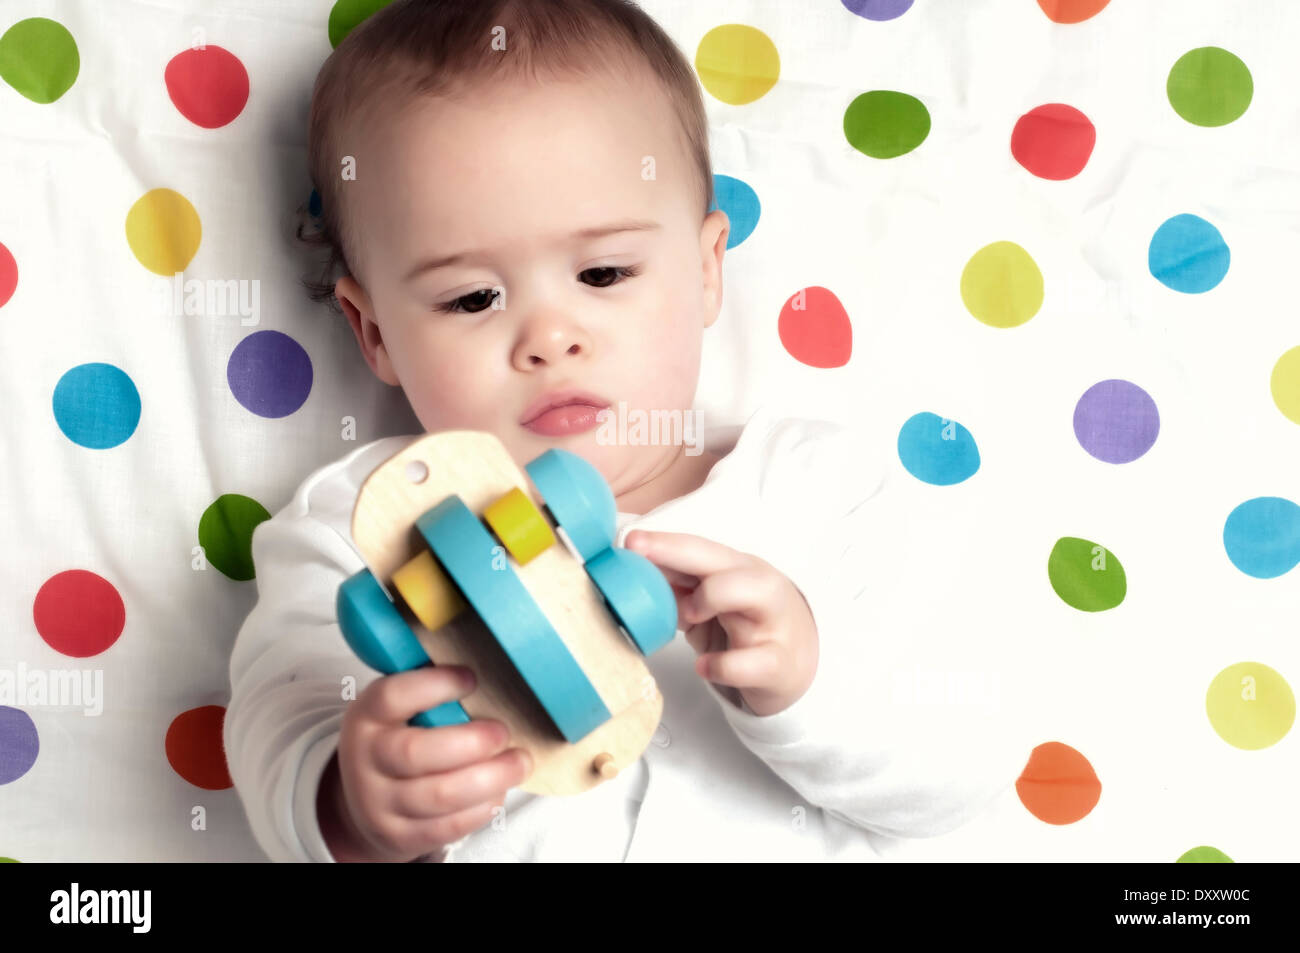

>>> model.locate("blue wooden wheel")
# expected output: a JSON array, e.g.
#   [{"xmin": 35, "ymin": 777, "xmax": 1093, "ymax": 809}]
[
  {"xmin": 525, "ymin": 449, "xmax": 616, "ymax": 561},
  {"xmin": 416, "ymin": 494, "xmax": 611, "ymax": 743},
  {"xmin": 337, "ymin": 568, "xmax": 471, "ymax": 728},
  {"xmin": 585, "ymin": 547, "xmax": 678, "ymax": 656}
]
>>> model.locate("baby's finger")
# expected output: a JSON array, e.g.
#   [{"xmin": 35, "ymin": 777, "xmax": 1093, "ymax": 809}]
[
  {"xmin": 374, "ymin": 720, "xmax": 512, "ymax": 779},
  {"xmin": 683, "ymin": 621, "xmax": 714, "ymax": 654},
  {"xmin": 670, "ymin": 584, "xmax": 697, "ymax": 634},
  {"xmin": 360, "ymin": 665, "xmax": 476, "ymax": 726},
  {"xmin": 401, "ymin": 799, "xmax": 502, "ymax": 854},
  {"xmin": 696, "ymin": 643, "xmax": 783, "ymax": 690},
  {"xmin": 390, "ymin": 747, "xmax": 533, "ymax": 819},
  {"xmin": 659, "ymin": 566, "xmax": 699, "ymax": 590},
  {"xmin": 685, "ymin": 568, "xmax": 778, "ymax": 628},
  {"xmin": 625, "ymin": 530, "xmax": 750, "ymax": 578}
]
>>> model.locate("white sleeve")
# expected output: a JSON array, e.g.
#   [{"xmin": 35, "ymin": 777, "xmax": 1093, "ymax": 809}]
[
  {"xmin": 223, "ymin": 479, "xmax": 381, "ymax": 863},
  {"xmin": 707, "ymin": 417, "xmax": 1033, "ymax": 839}
]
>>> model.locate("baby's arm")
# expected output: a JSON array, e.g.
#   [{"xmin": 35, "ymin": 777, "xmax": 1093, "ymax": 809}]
[
  {"xmin": 703, "ymin": 418, "xmax": 1032, "ymax": 839},
  {"xmin": 223, "ymin": 495, "xmax": 382, "ymax": 862},
  {"xmin": 706, "ymin": 581, "xmax": 1031, "ymax": 839}
]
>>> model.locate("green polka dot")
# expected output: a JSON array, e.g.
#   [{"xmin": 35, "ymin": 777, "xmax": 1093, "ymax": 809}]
[
  {"xmin": 0, "ymin": 18, "xmax": 79, "ymax": 104},
  {"xmin": 0, "ymin": 856, "xmax": 19, "ymax": 862},
  {"xmin": 844, "ymin": 90, "xmax": 930, "ymax": 159},
  {"xmin": 1206, "ymin": 662, "xmax": 1294, "ymax": 750},
  {"xmin": 1047, "ymin": 537, "xmax": 1126, "ymax": 612},
  {"xmin": 328, "ymin": 0, "xmax": 394, "ymax": 49},
  {"xmin": 1177, "ymin": 846, "xmax": 1233, "ymax": 863},
  {"xmin": 1167, "ymin": 47, "xmax": 1252, "ymax": 127},
  {"xmin": 198, "ymin": 494, "xmax": 271, "ymax": 581}
]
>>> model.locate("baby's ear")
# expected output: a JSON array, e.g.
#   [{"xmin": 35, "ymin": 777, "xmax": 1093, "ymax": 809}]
[
  {"xmin": 335, "ymin": 276, "xmax": 399, "ymax": 386},
  {"xmin": 701, "ymin": 209, "xmax": 729, "ymax": 327}
]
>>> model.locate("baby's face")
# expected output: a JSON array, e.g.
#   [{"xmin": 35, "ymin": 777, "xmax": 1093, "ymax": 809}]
[{"xmin": 335, "ymin": 66, "xmax": 729, "ymax": 501}]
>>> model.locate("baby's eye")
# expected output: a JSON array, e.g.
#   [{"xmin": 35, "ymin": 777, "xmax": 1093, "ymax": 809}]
[
  {"xmin": 580, "ymin": 265, "xmax": 640, "ymax": 288},
  {"xmin": 434, "ymin": 266, "xmax": 639, "ymax": 313},
  {"xmin": 435, "ymin": 288, "xmax": 499, "ymax": 314}
]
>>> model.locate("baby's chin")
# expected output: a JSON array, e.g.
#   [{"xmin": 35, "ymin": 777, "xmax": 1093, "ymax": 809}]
[
  {"xmin": 513, "ymin": 424, "xmax": 611, "ymax": 465},
  {"xmin": 511, "ymin": 426, "xmax": 650, "ymax": 486}
]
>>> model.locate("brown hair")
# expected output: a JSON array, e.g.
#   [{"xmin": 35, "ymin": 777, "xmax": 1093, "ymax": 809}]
[{"xmin": 300, "ymin": 0, "xmax": 714, "ymax": 309}]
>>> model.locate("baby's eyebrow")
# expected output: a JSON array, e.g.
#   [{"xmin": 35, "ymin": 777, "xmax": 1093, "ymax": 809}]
[
  {"xmin": 571, "ymin": 219, "xmax": 661, "ymax": 240},
  {"xmin": 404, "ymin": 220, "xmax": 661, "ymax": 282}
]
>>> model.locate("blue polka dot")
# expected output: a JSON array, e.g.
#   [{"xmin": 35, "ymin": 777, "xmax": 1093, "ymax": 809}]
[
  {"xmin": 1223, "ymin": 496, "xmax": 1300, "ymax": 578},
  {"xmin": 898, "ymin": 412, "xmax": 981, "ymax": 485},
  {"xmin": 1149, "ymin": 213, "xmax": 1230, "ymax": 293},
  {"xmin": 52, "ymin": 363, "xmax": 141, "ymax": 449},
  {"xmin": 709, "ymin": 174, "xmax": 760, "ymax": 249},
  {"xmin": 308, "ymin": 188, "xmax": 322, "ymax": 218}
]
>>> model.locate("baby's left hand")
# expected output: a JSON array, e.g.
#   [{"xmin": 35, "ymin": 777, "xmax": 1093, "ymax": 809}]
[{"xmin": 624, "ymin": 530, "xmax": 818, "ymax": 717}]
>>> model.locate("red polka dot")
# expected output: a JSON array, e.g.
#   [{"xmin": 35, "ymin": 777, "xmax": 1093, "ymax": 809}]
[
  {"xmin": 164, "ymin": 46, "xmax": 249, "ymax": 129},
  {"xmin": 33, "ymin": 570, "xmax": 125, "ymax": 657},
  {"xmin": 0, "ymin": 241, "xmax": 16, "ymax": 309},
  {"xmin": 165, "ymin": 706, "xmax": 233, "ymax": 790},
  {"xmin": 1015, "ymin": 741, "xmax": 1102, "ymax": 824},
  {"xmin": 1011, "ymin": 103, "xmax": 1096, "ymax": 180},
  {"xmin": 778, "ymin": 286, "xmax": 852, "ymax": 368}
]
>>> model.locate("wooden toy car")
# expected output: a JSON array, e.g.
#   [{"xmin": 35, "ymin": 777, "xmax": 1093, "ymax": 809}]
[{"xmin": 336, "ymin": 431, "xmax": 678, "ymax": 796}]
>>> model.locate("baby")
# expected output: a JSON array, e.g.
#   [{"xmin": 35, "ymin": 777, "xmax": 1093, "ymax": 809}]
[{"xmin": 225, "ymin": 0, "xmax": 1026, "ymax": 862}]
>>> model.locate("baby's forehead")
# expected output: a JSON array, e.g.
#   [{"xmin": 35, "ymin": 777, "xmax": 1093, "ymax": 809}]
[
  {"xmin": 356, "ymin": 60, "xmax": 677, "ymax": 136},
  {"xmin": 333, "ymin": 68, "xmax": 695, "ymax": 270},
  {"xmin": 343, "ymin": 66, "xmax": 689, "ymax": 195}
]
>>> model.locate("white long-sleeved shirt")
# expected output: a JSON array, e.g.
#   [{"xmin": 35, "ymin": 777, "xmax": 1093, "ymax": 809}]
[{"xmin": 224, "ymin": 406, "xmax": 1032, "ymax": 862}]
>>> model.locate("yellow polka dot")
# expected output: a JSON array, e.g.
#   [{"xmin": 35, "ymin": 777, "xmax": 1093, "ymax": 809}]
[
  {"xmin": 960, "ymin": 241, "xmax": 1044, "ymax": 328},
  {"xmin": 695, "ymin": 24, "xmax": 779, "ymax": 105},
  {"xmin": 1270, "ymin": 346, "xmax": 1300, "ymax": 425},
  {"xmin": 125, "ymin": 188, "xmax": 201, "ymax": 275},
  {"xmin": 1206, "ymin": 661, "xmax": 1294, "ymax": 750}
]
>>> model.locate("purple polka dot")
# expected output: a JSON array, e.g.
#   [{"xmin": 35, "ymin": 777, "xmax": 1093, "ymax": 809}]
[
  {"xmin": 0, "ymin": 707, "xmax": 39, "ymax": 785},
  {"xmin": 1073, "ymin": 379, "xmax": 1160, "ymax": 464},
  {"xmin": 227, "ymin": 330, "xmax": 313, "ymax": 418},
  {"xmin": 841, "ymin": 0, "xmax": 915, "ymax": 20}
]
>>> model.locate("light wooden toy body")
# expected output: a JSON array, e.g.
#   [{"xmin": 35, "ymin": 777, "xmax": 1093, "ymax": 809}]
[{"xmin": 336, "ymin": 431, "xmax": 678, "ymax": 796}]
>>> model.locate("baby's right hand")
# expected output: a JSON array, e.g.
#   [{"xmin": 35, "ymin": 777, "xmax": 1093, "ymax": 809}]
[{"xmin": 318, "ymin": 665, "xmax": 533, "ymax": 863}]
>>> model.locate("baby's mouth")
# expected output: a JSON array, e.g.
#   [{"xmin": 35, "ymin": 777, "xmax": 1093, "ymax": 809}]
[
  {"xmin": 522, "ymin": 404, "xmax": 607, "ymax": 437},
  {"xmin": 519, "ymin": 389, "xmax": 610, "ymax": 438}
]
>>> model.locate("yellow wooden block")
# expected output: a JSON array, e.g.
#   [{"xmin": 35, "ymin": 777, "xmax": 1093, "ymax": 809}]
[
  {"xmin": 482, "ymin": 486, "xmax": 556, "ymax": 566},
  {"xmin": 391, "ymin": 548, "xmax": 466, "ymax": 631}
]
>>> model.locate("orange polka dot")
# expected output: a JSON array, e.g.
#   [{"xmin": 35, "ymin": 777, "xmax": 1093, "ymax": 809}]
[
  {"xmin": 1037, "ymin": 0, "xmax": 1111, "ymax": 24},
  {"xmin": 1015, "ymin": 741, "xmax": 1102, "ymax": 824}
]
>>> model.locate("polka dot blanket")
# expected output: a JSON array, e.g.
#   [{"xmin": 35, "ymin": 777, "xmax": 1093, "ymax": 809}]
[{"xmin": 0, "ymin": 0, "xmax": 1294, "ymax": 862}]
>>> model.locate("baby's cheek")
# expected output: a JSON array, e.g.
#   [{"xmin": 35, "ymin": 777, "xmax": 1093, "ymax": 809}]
[
  {"xmin": 407, "ymin": 362, "xmax": 482, "ymax": 427},
  {"xmin": 643, "ymin": 292, "xmax": 697, "ymax": 349},
  {"xmin": 653, "ymin": 303, "xmax": 704, "ymax": 381}
]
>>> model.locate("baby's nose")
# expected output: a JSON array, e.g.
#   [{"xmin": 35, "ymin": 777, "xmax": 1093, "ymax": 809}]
[{"xmin": 514, "ymin": 323, "xmax": 588, "ymax": 368}]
